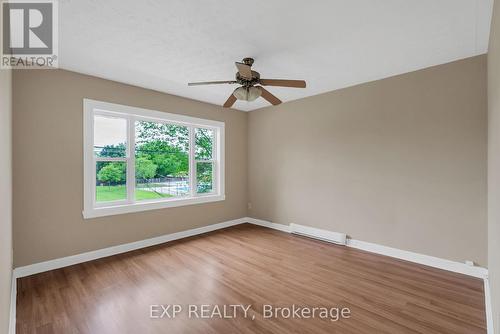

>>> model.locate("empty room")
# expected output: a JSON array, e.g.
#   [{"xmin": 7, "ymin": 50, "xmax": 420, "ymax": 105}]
[{"xmin": 1, "ymin": 0, "xmax": 500, "ymax": 333}]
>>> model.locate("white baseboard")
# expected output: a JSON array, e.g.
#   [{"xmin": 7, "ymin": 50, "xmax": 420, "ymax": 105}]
[
  {"xmin": 9, "ymin": 272, "xmax": 16, "ymax": 334},
  {"xmin": 484, "ymin": 278, "xmax": 495, "ymax": 334},
  {"xmin": 13, "ymin": 218, "xmax": 247, "ymax": 278},
  {"xmin": 347, "ymin": 238, "xmax": 488, "ymax": 279},
  {"xmin": 247, "ymin": 219, "xmax": 489, "ymax": 280},
  {"xmin": 13, "ymin": 215, "xmax": 490, "ymax": 280},
  {"xmin": 245, "ymin": 217, "xmax": 291, "ymax": 233}
]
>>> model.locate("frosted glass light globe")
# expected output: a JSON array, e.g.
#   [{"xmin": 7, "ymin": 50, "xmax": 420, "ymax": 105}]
[{"xmin": 233, "ymin": 86, "xmax": 262, "ymax": 101}]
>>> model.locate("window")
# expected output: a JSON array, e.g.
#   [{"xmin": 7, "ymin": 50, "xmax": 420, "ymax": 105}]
[
  {"xmin": 195, "ymin": 128, "xmax": 215, "ymax": 193},
  {"xmin": 83, "ymin": 99, "xmax": 225, "ymax": 218}
]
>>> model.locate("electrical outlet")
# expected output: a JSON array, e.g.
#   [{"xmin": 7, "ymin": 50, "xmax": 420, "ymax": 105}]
[{"xmin": 247, "ymin": 202, "xmax": 252, "ymax": 210}]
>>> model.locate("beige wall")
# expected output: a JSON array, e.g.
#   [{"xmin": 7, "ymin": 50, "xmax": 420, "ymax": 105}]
[
  {"xmin": 488, "ymin": 0, "xmax": 500, "ymax": 330},
  {"xmin": 13, "ymin": 69, "xmax": 248, "ymax": 267},
  {"xmin": 248, "ymin": 56, "xmax": 488, "ymax": 266},
  {"xmin": 0, "ymin": 69, "xmax": 13, "ymax": 333}
]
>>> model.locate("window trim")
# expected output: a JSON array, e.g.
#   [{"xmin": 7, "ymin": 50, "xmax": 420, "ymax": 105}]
[{"xmin": 83, "ymin": 99, "xmax": 225, "ymax": 219}]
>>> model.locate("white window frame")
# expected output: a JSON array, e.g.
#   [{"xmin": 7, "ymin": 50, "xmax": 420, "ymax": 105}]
[{"xmin": 83, "ymin": 99, "xmax": 225, "ymax": 219}]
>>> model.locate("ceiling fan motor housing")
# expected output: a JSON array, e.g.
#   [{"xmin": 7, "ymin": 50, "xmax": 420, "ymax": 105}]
[{"xmin": 236, "ymin": 71, "xmax": 260, "ymax": 86}]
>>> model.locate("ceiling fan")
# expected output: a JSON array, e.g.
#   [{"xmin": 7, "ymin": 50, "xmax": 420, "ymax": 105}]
[{"xmin": 188, "ymin": 57, "xmax": 306, "ymax": 108}]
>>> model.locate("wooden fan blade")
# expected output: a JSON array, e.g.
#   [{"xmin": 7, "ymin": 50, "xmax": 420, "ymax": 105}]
[
  {"xmin": 188, "ymin": 80, "xmax": 237, "ymax": 86},
  {"xmin": 259, "ymin": 79, "xmax": 306, "ymax": 88},
  {"xmin": 223, "ymin": 94, "xmax": 237, "ymax": 108},
  {"xmin": 235, "ymin": 62, "xmax": 253, "ymax": 79},
  {"xmin": 258, "ymin": 86, "xmax": 282, "ymax": 105}
]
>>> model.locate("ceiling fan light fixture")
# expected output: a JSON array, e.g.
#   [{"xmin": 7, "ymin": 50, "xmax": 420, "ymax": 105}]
[
  {"xmin": 233, "ymin": 86, "xmax": 262, "ymax": 102},
  {"xmin": 188, "ymin": 58, "xmax": 306, "ymax": 107}
]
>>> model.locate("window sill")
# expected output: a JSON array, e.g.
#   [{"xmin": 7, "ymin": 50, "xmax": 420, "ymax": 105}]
[{"xmin": 83, "ymin": 194, "xmax": 225, "ymax": 219}]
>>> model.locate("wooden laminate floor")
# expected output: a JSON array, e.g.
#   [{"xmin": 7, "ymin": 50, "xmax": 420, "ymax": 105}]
[{"xmin": 16, "ymin": 224, "xmax": 486, "ymax": 334}]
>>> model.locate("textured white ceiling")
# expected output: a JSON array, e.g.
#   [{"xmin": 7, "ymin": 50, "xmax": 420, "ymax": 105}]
[{"xmin": 59, "ymin": 0, "xmax": 493, "ymax": 111}]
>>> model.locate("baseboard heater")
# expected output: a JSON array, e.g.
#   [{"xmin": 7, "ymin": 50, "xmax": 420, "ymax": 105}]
[{"xmin": 289, "ymin": 224, "xmax": 347, "ymax": 246}]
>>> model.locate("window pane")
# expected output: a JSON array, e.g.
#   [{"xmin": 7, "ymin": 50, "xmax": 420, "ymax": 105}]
[
  {"xmin": 94, "ymin": 115, "xmax": 127, "ymax": 157},
  {"xmin": 196, "ymin": 162, "xmax": 213, "ymax": 193},
  {"xmin": 135, "ymin": 121, "xmax": 189, "ymax": 200},
  {"xmin": 95, "ymin": 162, "xmax": 127, "ymax": 202},
  {"xmin": 195, "ymin": 128, "xmax": 214, "ymax": 160}
]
